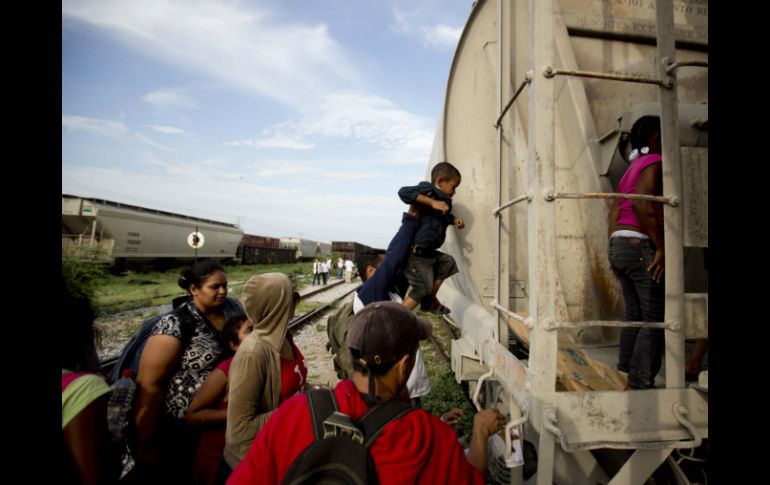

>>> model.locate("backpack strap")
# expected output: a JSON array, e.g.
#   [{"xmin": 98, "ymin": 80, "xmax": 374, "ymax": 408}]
[
  {"xmin": 174, "ymin": 302, "xmax": 198, "ymax": 349},
  {"xmin": 306, "ymin": 388, "xmax": 339, "ymax": 441},
  {"xmin": 358, "ymin": 399, "xmax": 414, "ymax": 448}
]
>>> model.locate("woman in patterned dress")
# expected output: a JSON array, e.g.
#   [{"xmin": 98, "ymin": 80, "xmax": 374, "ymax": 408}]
[{"xmin": 131, "ymin": 260, "xmax": 243, "ymax": 483}]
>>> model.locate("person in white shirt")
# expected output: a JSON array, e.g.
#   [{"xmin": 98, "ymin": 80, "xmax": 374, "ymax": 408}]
[
  {"xmin": 343, "ymin": 258, "xmax": 354, "ymax": 283},
  {"xmin": 312, "ymin": 259, "xmax": 321, "ymax": 286},
  {"xmin": 322, "ymin": 258, "xmax": 331, "ymax": 285}
]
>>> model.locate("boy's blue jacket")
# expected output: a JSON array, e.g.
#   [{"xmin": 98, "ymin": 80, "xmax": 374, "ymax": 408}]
[
  {"xmin": 398, "ymin": 182, "xmax": 455, "ymax": 250},
  {"xmin": 356, "ymin": 212, "xmax": 419, "ymax": 305}
]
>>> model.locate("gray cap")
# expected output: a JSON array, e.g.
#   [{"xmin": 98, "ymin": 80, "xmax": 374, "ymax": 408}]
[{"xmin": 347, "ymin": 300, "xmax": 432, "ymax": 369}]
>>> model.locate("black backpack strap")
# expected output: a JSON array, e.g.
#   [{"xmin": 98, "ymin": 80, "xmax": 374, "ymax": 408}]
[
  {"xmin": 306, "ymin": 389, "xmax": 339, "ymax": 441},
  {"xmin": 173, "ymin": 301, "xmax": 200, "ymax": 352},
  {"xmin": 358, "ymin": 399, "xmax": 414, "ymax": 448}
]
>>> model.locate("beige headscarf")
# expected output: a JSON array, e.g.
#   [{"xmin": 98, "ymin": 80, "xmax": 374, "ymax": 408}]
[{"xmin": 239, "ymin": 272, "xmax": 294, "ymax": 351}]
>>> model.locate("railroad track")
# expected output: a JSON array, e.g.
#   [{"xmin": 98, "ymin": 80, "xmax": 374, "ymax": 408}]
[{"xmin": 289, "ymin": 283, "xmax": 359, "ymax": 330}]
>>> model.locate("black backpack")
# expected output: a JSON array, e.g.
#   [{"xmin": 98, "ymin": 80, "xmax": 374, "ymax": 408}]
[
  {"xmin": 281, "ymin": 389, "xmax": 414, "ymax": 485},
  {"xmin": 325, "ymin": 299, "xmax": 355, "ymax": 380}
]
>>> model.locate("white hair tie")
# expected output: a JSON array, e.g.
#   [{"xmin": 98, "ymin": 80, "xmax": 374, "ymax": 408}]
[{"xmin": 629, "ymin": 146, "xmax": 650, "ymax": 161}]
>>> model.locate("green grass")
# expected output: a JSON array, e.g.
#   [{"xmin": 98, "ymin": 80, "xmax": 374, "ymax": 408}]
[
  {"xmin": 91, "ymin": 262, "xmax": 314, "ymax": 314},
  {"xmin": 418, "ymin": 312, "xmax": 475, "ymax": 443}
]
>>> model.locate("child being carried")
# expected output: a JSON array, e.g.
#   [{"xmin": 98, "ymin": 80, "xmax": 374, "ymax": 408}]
[{"xmin": 398, "ymin": 161, "xmax": 465, "ymax": 315}]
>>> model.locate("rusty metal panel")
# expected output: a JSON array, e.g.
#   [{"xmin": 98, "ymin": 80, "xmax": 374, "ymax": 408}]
[
  {"xmin": 684, "ymin": 293, "xmax": 707, "ymax": 338},
  {"xmin": 451, "ymin": 337, "xmax": 493, "ymax": 382},
  {"xmin": 560, "ymin": 0, "xmax": 708, "ymax": 46},
  {"xmin": 681, "ymin": 147, "xmax": 708, "ymax": 248},
  {"xmin": 532, "ymin": 388, "xmax": 708, "ymax": 446}
]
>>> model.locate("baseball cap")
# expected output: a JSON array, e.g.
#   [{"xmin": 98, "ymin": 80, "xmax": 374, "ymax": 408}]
[{"xmin": 347, "ymin": 300, "xmax": 433, "ymax": 370}]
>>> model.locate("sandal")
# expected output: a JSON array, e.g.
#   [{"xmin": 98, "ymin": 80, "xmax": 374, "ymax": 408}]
[{"xmin": 428, "ymin": 301, "xmax": 452, "ymax": 315}]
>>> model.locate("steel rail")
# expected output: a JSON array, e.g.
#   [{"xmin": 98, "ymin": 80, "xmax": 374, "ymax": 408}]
[{"xmin": 288, "ymin": 285, "xmax": 360, "ymax": 330}]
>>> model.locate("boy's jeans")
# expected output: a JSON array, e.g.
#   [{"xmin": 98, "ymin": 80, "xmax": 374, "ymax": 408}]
[{"xmin": 608, "ymin": 237, "xmax": 665, "ymax": 389}]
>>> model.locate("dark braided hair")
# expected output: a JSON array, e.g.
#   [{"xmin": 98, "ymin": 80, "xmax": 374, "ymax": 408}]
[{"xmin": 630, "ymin": 116, "xmax": 661, "ymax": 151}]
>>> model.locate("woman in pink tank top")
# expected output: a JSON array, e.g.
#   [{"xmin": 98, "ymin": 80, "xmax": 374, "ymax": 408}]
[{"xmin": 607, "ymin": 116, "xmax": 666, "ymax": 390}]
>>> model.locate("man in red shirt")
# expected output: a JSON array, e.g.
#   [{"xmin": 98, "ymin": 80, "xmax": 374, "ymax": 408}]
[{"xmin": 228, "ymin": 301, "xmax": 505, "ymax": 484}]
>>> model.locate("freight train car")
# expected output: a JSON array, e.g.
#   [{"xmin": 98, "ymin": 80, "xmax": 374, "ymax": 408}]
[
  {"xmin": 331, "ymin": 241, "xmax": 371, "ymax": 261},
  {"xmin": 431, "ymin": 1, "xmax": 708, "ymax": 483},
  {"xmin": 279, "ymin": 237, "xmax": 332, "ymax": 261},
  {"xmin": 62, "ymin": 194, "xmax": 243, "ymax": 266},
  {"xmin": 237, "ymin": 234, "xmax": 295, "ymax": 264}
]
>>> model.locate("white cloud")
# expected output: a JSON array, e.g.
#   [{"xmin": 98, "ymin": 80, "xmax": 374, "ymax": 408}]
[
  {"xmin": 423, "ymin": 24, "xmax": 463, "ymax": 49},
  {"xmin": 63, "ymin": 0, "xmax": 360, "ymax": 106},
  {"xmin": 135, "ymin": 132, "xmax": 172, "ymax": 151},
  {"xmin": 225, "ymin": 133, "xmax": 314, "ymax": 150},
  {"xmin": 147, "ymin": 124, "xmax": 188, "ymax": 135},
  {"xmin": 63, "ymin": 114, "xmax": 172, "ymax": 150},
  {"xmin": 259, "ymin": 91, "xmax": 435, "ymax": 164},
  {"xmin": 62, "ymin": 115, "xmax": 131, "ymax": 138},
  {"xmin": 246, "ymin": 161, "xmax": 383, "ymax": 183},
  {"xmin": 142, "ymin": 89, "xmax": 198, "ymax": 110},
  {"xmin": 391, "ymin": 4, "xmax": 463, "ymax": 50}
]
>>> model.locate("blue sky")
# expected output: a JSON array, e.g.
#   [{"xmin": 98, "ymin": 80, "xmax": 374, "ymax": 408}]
[{"xmin": 62, "ymin": 0, "xmax": 473, "ymax": 248}]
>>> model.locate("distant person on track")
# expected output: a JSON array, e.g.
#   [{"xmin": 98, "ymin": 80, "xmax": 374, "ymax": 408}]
[
  {"xmin": 344, "ymin": 256, "xmax": 354, "ymax": 283},
  {"xmin": 398, "ymin": 161, "xmax": 465, "ymax": 315},
  {"xmin": 312, "ymin": 258, "xmax": 321, "ymax": 286},
  {"xmin": 337, "ymin": 256, "xmax": 344, "ymax": 279},
  {"xmin": 223, "ymin": 273, "xmax": 307, "ymax": 477},
  {"xmin": 228, "ymin": 301, "xmax": 503, "ymax": 485},
  {"xmin": 131, "ymin": 260, "xmax": 244, "ymax": 483},
  {"xmin": 322, "ymin": 257, "xmax": 331, "ymax": 285},
  {"xmin": 61, "ymin": 272, "xmax": 120, "ymax": 485},
  {"xmin": 607, "ymin": 115, "xmax": 665, "ymax": 390},
  {"xmin": 186, "ymin": 315, "xmax": 255, "ymax": 485}
]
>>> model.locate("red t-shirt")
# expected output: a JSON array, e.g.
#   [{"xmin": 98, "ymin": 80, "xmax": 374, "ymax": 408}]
[
  {"xmin": 227, "ymin": 380, "xmax": 483, "ymax": 485},
  {"xmin": 192, "ymin": 357, "xmax": 233, "ymax": 485},
  {"xmin": 279, "ymin": 341, "xmax": 307, "ymax": 403}
]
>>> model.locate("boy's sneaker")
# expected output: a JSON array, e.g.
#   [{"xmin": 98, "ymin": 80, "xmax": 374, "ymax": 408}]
[{"xmin": 420, "ymin": 298, "xmax": 451, "ymax": 315}]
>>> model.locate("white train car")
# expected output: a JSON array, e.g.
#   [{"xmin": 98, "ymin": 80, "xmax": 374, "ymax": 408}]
[
  {"xmin": 62, "ymin": 194, "xmax": 243, "ymax": 265},
  {"xmin": 432, "ymin": 1, "xmax": 707, "ymax": 483},
  {"xmin": 279, "ymin": 237, "xmax": 332, "ymax": 261}
]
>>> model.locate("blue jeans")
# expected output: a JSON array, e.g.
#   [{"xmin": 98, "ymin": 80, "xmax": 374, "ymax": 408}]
[{"xmin": 608, "ymin": 237, "xmax": 665, "ymax": 389}]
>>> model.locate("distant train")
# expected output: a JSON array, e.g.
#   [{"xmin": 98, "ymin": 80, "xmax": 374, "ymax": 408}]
[
  {"xmin": 331, "ymin": 241, "xmax": 372, "ymax": 261},
  {"xmin": 61, "ymin": 194, "xmax": 330, "ymax": 267},
  {"xmin": 236, "ymin": 234, "xmax": 296, "ymax": 265},
  {"xmin": 279, "ymin": 237, "xmax": 332, "ymax": 262}
]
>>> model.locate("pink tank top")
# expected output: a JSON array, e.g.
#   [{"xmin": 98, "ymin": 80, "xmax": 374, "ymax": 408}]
[
  {"xmin": 61, "ymin": 371, "xmax": 88, "ymax": 391},
  {"xmin": 616, "ymin": 154, "xmax": 662, "ymax": 229}
]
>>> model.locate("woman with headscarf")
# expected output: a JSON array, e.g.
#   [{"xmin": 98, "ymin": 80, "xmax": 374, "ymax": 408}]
[{"xmin": 222, "ymin": 273, "xmax": 307, "ymax": 476}]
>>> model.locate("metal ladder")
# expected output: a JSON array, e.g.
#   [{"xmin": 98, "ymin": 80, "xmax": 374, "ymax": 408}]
[{"xmin": 488, "ymin": 1, "xmax": 708, "ymax": 483}]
